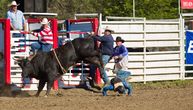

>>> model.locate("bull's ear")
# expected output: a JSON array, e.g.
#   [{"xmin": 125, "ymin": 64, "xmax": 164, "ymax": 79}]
[
  {"xmin": 18, "ymin": 62, "xmax": 22, "ymax": 67},
  {"xmin": 12, "ymin": 56, "xmax": 23, "ymax": 62}
]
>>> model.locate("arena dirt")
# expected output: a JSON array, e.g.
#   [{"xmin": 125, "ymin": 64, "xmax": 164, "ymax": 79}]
[{"xmin": 0, "ymin": 85, "xmax": 193, "ymax": 110}]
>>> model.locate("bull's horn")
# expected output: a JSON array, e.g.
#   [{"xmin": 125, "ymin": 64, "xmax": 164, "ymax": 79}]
[
  {"xmin": 28, "ymin": 54, "xmax": 36, "ymax": 61},
  {"xmin": 12, "ymin": 56, "xmax": 23, "ymax": 61}
]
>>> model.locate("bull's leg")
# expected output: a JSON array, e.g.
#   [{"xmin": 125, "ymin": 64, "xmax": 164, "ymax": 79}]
[
  {"xmin": 84, "ymin": 56, "xmax": 107, "ymax": 86},
  {"xmin": 45, "ymin": 80, "xmax": 54, "ymax": 97},
  {"xmin": 36, "ymin": 79, "xmax": 46, "ymax": 97}
]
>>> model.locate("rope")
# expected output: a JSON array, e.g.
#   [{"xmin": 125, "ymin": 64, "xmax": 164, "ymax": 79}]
[
  {"xmin": 53, "ymin": 49, "xmax": 67, "ymax": 74},
  {"xmin": 52, "ymin": 41, "xmax": 77, "ymax": 75}
]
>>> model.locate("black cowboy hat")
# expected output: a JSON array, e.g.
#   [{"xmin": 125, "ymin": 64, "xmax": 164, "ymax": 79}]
[
  {"xmin": 115, "ymin": 36, "xmax": 125, "ymax": 43},
  {"xmin": 115, "ymin": 86, "xmax": 125, "ymax": 94}
]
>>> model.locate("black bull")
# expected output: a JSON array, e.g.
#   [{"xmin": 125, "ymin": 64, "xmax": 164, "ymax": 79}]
[{"xmin": 15, "ymin": 37, "xmax": 104, "ymax": 96}]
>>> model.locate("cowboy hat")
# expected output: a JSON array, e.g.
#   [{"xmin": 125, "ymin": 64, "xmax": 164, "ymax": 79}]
[
  {"xmin": 115, "ymin": 36, "xmax": 125, "ymax": 43},
  {"xmin": 8, "ymin": 1, "xmax": 19, "ymax": 7},
  {"xmin": 40, "ymin": 18, "xmax": 50, "ymax": 24},
  {"xmin": 104, "ymin": 26, "xmax": 114, "ymax": 33}
]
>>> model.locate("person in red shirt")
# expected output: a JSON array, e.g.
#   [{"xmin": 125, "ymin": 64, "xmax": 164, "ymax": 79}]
[{"xmin": 30, "ymin": 18, "xmax": 53, "ymax": 54}]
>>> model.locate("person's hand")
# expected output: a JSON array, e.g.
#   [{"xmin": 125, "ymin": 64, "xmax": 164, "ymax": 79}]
[
  {"xmin": 87, "ymin": 31, "xmax": 95, "ymax": 36},
  {"xmin": 90, "ymin": 32, "xmax": 95, "ymax": 35},
  {"xmin": 114, "ymin": 56, "xmax": 119, "ymax": 59},
  {"xmin": 28, "ymin": 31, "xmax": 34, "ymax": 34}
]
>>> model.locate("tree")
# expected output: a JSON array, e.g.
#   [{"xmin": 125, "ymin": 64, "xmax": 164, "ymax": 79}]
[
  {"xmin": 0, "ymin": 0, "xmax": 180, "ymax": 20},
  {"xmin": 101, "ymin": 0, "xmax": 178, "ymax": 19},
  {"xmin": 135, "ymin": 0, "xmax": 178, "ymax": 19},
  {"xmin": 0, "ymin": 0, "xmax": 10, "ymax": 18},
  {"xmin": 47, "ymin": 0, "xmax": 104, "ymax": 19},
  {"xmin": 102, "ymin": 0, "xmax": 133, "ymax": 17}
]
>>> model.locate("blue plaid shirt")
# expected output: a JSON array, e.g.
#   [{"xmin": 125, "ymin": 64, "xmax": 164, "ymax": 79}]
[{"xmin": 7, "ymin": 10, "xmax": 25, "ymax": 30}]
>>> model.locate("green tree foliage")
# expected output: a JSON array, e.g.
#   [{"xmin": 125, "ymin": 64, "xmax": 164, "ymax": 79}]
[
  {"xmin": 0, "ymin": 0, "xmax": 10, "ymax": 18},
  {"xmin": 136, "ymin": 0, "xmax": 178, "ymax": 19},
  {"xmin": 0, "ymin": 0, "xmax": 182, "ymax": 20},
  {"xmin": 101, "ymin": 0, "xmax": 178, "ymax": 19},
  {"xmin": 102, "ymin": 0, "xmax": 133, "ymax": 17},
  {"xmin": 47, "ymin": 0, "xmax": 104, "ymax": 19}
]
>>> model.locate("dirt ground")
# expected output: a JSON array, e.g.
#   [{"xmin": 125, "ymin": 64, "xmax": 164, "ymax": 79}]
[{"xmin": 0, "ymin": 84, "xmax": 193, "ymax": 110}]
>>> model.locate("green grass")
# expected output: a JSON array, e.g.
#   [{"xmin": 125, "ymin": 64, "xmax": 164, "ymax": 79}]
[{"xmin": 132, "ymin": 80, "xmax": 193, "ymax": 90}]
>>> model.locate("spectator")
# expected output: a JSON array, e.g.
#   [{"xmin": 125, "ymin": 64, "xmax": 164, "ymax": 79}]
[
  {"xmin": 90, "ymin": 26, "xmax": 114, "ymax": 87},
  {"xmin": 30, "ymin": 18, "xmax": 53, "ymax": 55},
  {"xmin": 7, "ymin": 1, "xmax": 26, "ymax": 31}
]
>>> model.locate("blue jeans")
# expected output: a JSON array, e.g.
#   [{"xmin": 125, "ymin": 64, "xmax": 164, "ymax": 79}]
[
  {"xmin": 102, "ymin": 81, "xmax": 132, "ymax": 96},
  {"xmin": 117, "ymin": 70, "xmax": 132, "ymax": 95},
  {"xmin": 116, "ymin": 70, "xmax": 131, "ymax": 81},
  {"xmin": 13, "ymin": 33, "xmax": 24, "ymax": 37},
  {"xmin": 31, "ymin": 42, "xmax": 52, "ymax": 53},
  {"xmin": 101, "ymin": 55, "xmax": 110, "ymax": 83},
  {"xmin": 89, "ymin": 55, "xmax": 110, "ymax": 84}
]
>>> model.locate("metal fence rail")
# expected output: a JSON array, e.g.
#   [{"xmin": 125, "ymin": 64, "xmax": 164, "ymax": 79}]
[{"xmin": 102, "ymin": 18, "xmax": 183, "ymax": 83}]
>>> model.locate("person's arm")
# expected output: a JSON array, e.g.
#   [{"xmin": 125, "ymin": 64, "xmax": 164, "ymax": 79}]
[
  {"xmin": 22, "ymin": 16, "xmax": 27, "ymax": 31},
  {"xmin": 102, "ymin": 85, "xmax": 114, "ymax": 96},
  {"xmin": 93, "ymin": 35, "xmax": 102, "ymax": 41},
  {"xmin": 113, "ymin": 46, "xmax": 120, "ymax": 57},
  {"xmin": 31, "ymin": 30, "xmax": 42, "ymax": 38},
  {"xmin": 119, "ymin": 45, "xmax": 128, "ymax": 57},
  {"xmin": 6, "ymin": 11, "xmax": 16, "ymax": 30},
  {"xmin": 93, "ymin": 35, "xmax": 111, "ymax": 42},
  {"xmin": 10, "ymin": 23, "xmax": 16, "ymax": 30}
]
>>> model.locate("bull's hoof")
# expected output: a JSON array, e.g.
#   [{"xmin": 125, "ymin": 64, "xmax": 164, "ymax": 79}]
[
  {"xmin": 35, "ymin": 93, "xmax": 40, "ymax": 97},
  {"xmin": 56, "ymin": 92, "xmax": 63, "ymax": 97}
]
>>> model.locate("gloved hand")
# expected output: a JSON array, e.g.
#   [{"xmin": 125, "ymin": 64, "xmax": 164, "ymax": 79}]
[{"xmin": 114, "ymin": 56, "xmax": 119, "ymax": 59}]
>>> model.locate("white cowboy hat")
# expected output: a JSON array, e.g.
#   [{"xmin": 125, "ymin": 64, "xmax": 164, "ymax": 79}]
[
  {"xmin": 104, "ymin": 26, "xmax": 114, "ymax": 33},
  {"xmin": 40, "ymin": 18, "xmax": 50, "ymax": 24},
  {"xmin": 8, "ymin": 1, "xmax": 19, "ymax": 7}
]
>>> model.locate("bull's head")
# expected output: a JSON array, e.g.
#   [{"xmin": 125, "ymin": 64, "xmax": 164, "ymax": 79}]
[{"xmin": 13, "ymin": 57, "xmax": 34, "ymax": 79}]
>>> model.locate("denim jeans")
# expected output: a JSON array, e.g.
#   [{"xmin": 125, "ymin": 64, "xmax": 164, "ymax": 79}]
[
  {"xmin": 102, "ymin": 81, "xmax": 132, "ymax": 96},
  {"xmin": 116, "ymin": 70, "xmax": 132, "ymax": 95},
  {"xmin": 31, "ymin": 42, "xmax": 52, "ymax": 53},
  {"xmin": 101, "ymin": 55, "xmax": 111, "ymax": 83},
  {"xmin": 13, "ymin": 33, "xmax": 24, "ymax": 37},
  {"xmin": 122, "ymin": 80, "xmax": 132, "ymax": 95},
  {"xmin": 116, "ymin": 70, "xmax": 131, "ymax": 81},
  {"xmin": 89, "ymin": 55, "xmax": 110, "ymax": 84}
]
